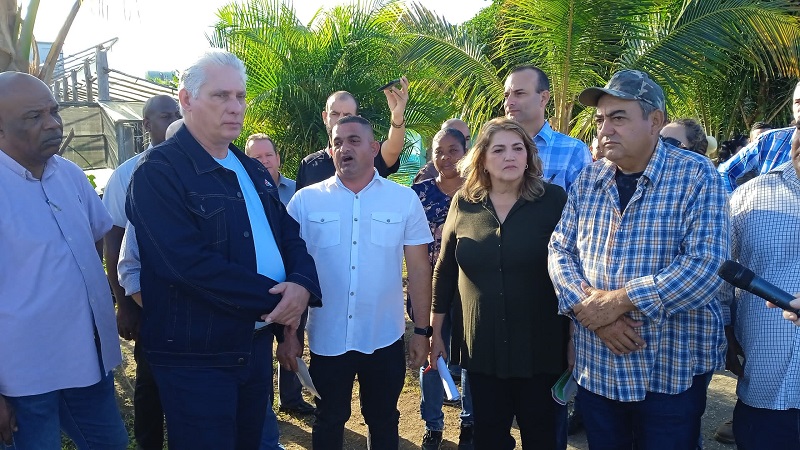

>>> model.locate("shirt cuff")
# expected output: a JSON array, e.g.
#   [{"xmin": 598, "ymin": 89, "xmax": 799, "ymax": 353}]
[{"xmin": 625, "ymin": 275, "xmax": 664, "ymax": 324}]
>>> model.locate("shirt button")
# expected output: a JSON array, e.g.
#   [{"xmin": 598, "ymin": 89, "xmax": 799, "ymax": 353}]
[
  {"xmin": 353, "ymin": 241, "xmax": 357, "ymax": 245},
  {"xmin": 321, "ymin": 218, "xmax": 325, "ymax": 222},
  {"xmin": 237, "ymin": 192, "xmax": 243, "ymax": 198},
  {"xmin": 243, "ymin": 231, "xmax": 250, "ymax": 238},
  {"xmin": 237, "ymin": 358, "xmax": 245, "ymax": 364},
  {"xmin": 355, "ymin": 195, "xmax": 359, "ymax": 199},
  {"xmin": 352, "ymin": 266, "xmax": 356, "ymax": 270},
  {"xmin": 354, "ymin": 218, "xmax": 358, "ymax": 221},
  {"xmin": 349, "ymin": 315, "xmax": 353, "ymax": 319},
  {"xmin": 350, "ymin": 292, "xmax": 355, "ymax": 296}
]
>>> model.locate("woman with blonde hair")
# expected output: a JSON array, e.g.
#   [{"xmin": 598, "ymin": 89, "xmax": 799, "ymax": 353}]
[{"xmin": 432, "ymin": 117, "xmax": 569, "ymax": 449}]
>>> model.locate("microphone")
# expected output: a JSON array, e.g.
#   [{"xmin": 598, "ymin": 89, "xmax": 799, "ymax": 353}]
[{"xmin": 718, "ymin": 260, "xmax": 800, "ymax": 314}]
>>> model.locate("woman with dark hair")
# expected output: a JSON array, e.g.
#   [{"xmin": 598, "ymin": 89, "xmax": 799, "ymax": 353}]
[
  {"xmin": 411, "ymin": 127, "xmax": 474, "ymax": 449},
  {"xmin": 432, "ymin": 117, "xmax": 569, "ymax": 449},
  {"xmin": 660, "ymin": 118, "xmax": 709, "ymax": 155}
]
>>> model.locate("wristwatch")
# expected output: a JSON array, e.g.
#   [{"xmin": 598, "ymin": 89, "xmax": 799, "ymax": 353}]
[{"xmin": 413, "ymin": 326, "xmax": 433, "ymax": 338}]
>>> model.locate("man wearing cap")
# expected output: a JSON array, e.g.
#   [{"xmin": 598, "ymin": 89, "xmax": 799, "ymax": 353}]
[{"xmin": 548, "ymin": 70, "xmax": 729, "ymax": 448}]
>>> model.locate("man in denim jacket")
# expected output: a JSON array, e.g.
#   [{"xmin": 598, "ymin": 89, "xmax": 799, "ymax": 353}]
[{"xmin": 126, "ymin": 50, "xmax": 321, "ymax": 450}]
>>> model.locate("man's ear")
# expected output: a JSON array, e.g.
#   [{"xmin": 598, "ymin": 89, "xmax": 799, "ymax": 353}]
[
  {"xmin": 143, "ymin": 118, "xmax": 151, "ymax": 133},
  {"xmin": 321, "ymin": 110, "xmax": 328, "ymax": 124},
  {"xmin": 371, "ymin": 139, "xmax": 380, "ymax": 158},
  {"xmin": 178, "ymin": 89, "xmax": 192, "ymax": 116},
  {"xmin": 540, "ymin": 90, "xmax": 551, "ymax": 107},
  {"xmin": 650, "ymin": 110, "xmax": 665, "ymax": 134}
]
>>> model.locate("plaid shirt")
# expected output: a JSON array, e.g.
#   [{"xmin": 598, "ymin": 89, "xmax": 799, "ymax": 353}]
[
  {"xmin": 717, "ymin": 127, "xmax": 795, "ymax": 192},
  {"xmin": 725, "ymin": 162, "xmax": 800, "ymax": 410},
  {"xmin": 548, "ymin": 141, "xmax": 729, "ymax": 401},
  {"xmin": 534, "ymin": 121, "xmax": 592, "ymax": 193}
]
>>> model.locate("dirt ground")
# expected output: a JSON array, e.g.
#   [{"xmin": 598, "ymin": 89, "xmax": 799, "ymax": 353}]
[{"xmin": 112, "ymin": 332, "xmax": 740, "ymax": 450}]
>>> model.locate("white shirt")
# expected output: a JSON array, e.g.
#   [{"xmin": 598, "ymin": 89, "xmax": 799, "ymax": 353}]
[
  {"xmin": 102, "ymin": 151, "xmax": 146, "ymax": 227},
  {"xmin": 287, "ymin": 170, "xmax": 432, "ymax": 356},
  {"xmin": 0, "ymin": 152, "xmax": 120, "ymax": 396}
]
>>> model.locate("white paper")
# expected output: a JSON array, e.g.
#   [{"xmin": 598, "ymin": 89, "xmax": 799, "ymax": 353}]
[
  {"xmin": 294, "ymin": 357, "xmax": 322, "ymax": 399},
  {"xmin": 437, "ymin": 355, "xmax": 460, "ymax": 401}
]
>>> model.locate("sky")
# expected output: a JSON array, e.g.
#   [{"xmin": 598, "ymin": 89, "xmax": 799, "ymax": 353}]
[{"xmin": 30, "ymin": 0, "xmax": 491, "ymax": 76}]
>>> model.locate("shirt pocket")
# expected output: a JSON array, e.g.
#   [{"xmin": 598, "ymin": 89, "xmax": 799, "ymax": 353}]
[
  {"xmin": 306, "ymin": 212, "xmax": 340, "ymax": 248},
  {"xmin": 186, "ymin": 195, "xmax": 227, "ymax": 247},
  {"xmin": 370, "ymin": 212, "xmax": 403, "ymax": 247}
]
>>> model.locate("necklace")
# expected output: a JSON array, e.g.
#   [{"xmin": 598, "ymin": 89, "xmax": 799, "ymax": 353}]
[{"xmin": 436, "ymin": 179, "xmax": 461, "ymax": 197}]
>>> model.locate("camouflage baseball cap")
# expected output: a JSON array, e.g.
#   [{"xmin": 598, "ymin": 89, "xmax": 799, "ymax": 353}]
[{"xmin": 578, "ymin": 70, "xmax": 665, "ymax": 110}]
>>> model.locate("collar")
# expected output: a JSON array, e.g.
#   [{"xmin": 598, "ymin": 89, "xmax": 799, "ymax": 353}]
[
  {"xmin": 172, "ymin": 124, "xmax": 243, "ymax": 174},
  {"xmin": 776, "ymin": 161, "xmax": 800, "ymax": 187},
  {"xmin": 534, "ymin": 121, "xmax": 554, "ymax": 145},
  {"xmin": 0, "ymin": 149, "xmax": 60, "ymax": 181},
  {"xmin": 594, "ymin": 140, "xmax": 665, "ymax": 190},
  {"xmin": 330, "ymin": 168, "xmax": 382, "ymax": 193}
]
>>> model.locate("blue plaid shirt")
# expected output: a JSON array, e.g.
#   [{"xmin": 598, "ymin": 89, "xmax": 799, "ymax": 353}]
[
  {"xmin": 717, "ymin": 127, "xmax": 795, "ymax": 192},
  {"xmin": 725, "ymin": 162, "xmax": 800, "ymax": 410},
  {"xmin": 534, "ymin": 121, "xmax": 591, "ymax": 192},
  {"xmin": 548, "ymin": 141, "xmax": 729, "ymax": 401}
]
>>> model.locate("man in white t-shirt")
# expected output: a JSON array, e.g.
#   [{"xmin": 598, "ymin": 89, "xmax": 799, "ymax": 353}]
[{"xmin": 286, "ymin": 115, "xmax": 433, "ymax": 450}]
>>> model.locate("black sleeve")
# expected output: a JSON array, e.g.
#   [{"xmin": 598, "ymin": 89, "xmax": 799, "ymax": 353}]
[{"xmin": 375, "ymin": 141, "xmax": 401, "ymax": 177}]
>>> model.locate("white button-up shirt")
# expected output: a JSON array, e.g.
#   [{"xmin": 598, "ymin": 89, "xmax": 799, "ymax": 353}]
[
  {"xmin": 0, "ymin": 151, "xmax": 120, "ymax": 396},
  {"xmin": 287, "ymin": 170, "xmax": 432, "ymax": 356}
]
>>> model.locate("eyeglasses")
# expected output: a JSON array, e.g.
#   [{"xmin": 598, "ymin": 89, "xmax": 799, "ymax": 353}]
[{"xmin": 660, "ymin": 136, "xmax": 684, "ymax": 148}]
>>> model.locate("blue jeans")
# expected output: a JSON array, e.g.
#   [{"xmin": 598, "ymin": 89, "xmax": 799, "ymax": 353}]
[
  {"xmin": 1, "ymin": 371, "xmax": 128, "ymax": 450},
  {"xmin": 733, "ymin": 399, "xmax": 800, "ymax": 449},
  {"xmin": 418, "ymin": 305, "xmax": 473, "ymax": 431},
  {"xmin": 420, "ymin": 366, "xmax": 473, "ymax": 431},
  {"xmin": 259, "ymin": 330, "xmax": 282, "ymax": 450},
  {"xmin": 577, "ymin": 372, "xmax": 711, "ymax": 450},
  {"xmin": 152, "ymin": 331, "xmax": 272, "ymax": 449}
]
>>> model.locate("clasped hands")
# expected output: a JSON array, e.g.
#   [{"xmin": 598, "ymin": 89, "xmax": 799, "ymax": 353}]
[{"xmin": 573, "ymin": 283, "xmax": 646, "ymax": 356}]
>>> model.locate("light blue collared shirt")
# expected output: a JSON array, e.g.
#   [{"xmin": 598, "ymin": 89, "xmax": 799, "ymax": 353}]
[
  {"xmin": 717, "ymin": 127, "xmax": 795, "ymax": 192},
  {"xmin": 276, "ymin": 173, "xmax": 296, "ymax": 206},
  {"xmin": 534, "ymin": 121, "xmax": 592, "ymax": 193},
  {"xmin": 0, "ymin": 151, "xmax": 120, "ymax": 397}
]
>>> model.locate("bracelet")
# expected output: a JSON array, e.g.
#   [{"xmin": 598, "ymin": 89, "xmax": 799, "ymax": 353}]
[{"xmin": 390, "ymin": 118, "xmax": 405, "ymax": 128}]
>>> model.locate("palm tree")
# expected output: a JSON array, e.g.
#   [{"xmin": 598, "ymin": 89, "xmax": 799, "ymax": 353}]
[
  {"xmin": 210, "ymin": 0, "xmax": 457, "ymax": 178},
  {"xmin": 401, "ymin": 0, "xmax": 800, "ymax": 139}
]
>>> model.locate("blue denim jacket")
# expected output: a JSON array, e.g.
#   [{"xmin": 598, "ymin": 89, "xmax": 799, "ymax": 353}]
[{"xmin": 126, "ymin": 125, "xmax": 321, "ymax": 367}]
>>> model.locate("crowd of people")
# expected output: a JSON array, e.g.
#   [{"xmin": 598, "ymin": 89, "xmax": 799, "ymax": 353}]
[{"xmin": 1, "ymin": 47, "xmax": 799, "ymax": 450}]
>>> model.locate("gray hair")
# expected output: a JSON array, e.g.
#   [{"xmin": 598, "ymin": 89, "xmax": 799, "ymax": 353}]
[
  {"xmin": 180, "ymin": 50, "xmax": 247, "ymax": 100},
  {"xmin": 639, "ymin": 100, "xmax": 659, "ymax": 120}
]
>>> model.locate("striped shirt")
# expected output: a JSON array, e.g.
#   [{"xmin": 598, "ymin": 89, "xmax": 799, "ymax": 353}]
[
  {"xmin": 534, "ymin": 121, "xmax": 591, "ymax": 193},
  {"xmin": 725, "ymin": 162, "xmax": 800, "ymax": 410},
  {"xmin": 717, "ymin": 127, "xmax": 795, "ymax": 192},
  {"xmin": 548, "ymin": 141, "xmax": 729, "ymax": 401}
]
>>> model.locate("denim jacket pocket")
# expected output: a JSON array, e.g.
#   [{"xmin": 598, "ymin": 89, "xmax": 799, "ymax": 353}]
[
  {"xmin": 186, "ymin": 195, "xmax": 228, "ymax": 248},
  {"xmin": 306, "ymin": 212, "xmax": 340, "ymax": 248},
  {"xmin": 370, "ymin": 212, "xmax": 403, "ymax": 247}
]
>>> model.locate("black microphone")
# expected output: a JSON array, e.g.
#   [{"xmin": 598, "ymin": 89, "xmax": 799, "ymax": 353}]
[{"xmin": 718, "ymin": 260, "xmax": 800, "ymax": 314}]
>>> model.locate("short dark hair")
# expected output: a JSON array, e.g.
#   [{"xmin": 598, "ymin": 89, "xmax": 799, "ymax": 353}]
[
  {"xmin": 142, "ymin": 94, "xmax": 175, "ymax": 120},
  {"xmin": 510, "ymin": 65, "xmax": 550, "ymax": 93},
  {"xmin": 433, "ymin": 128, "xmax": 467, "ymax": 151},
  {"xmin": 335, "ymin": 115, "xmax": 371, "ymax": 128},
  {"xmin": 750, "ymin": 121, "xmax": 772, "ymax": 132}
]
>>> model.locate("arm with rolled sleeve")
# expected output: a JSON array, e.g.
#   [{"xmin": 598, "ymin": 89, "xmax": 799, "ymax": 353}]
[
  {"xmin": 624, "ymin": 170, "xmax": 730, "ymax": 324},
  {"xmin": 118, "ymin": 222, "xmax": 140, "ymax": 298},
  {"xmin": 548, "ymin": 190, "xmax": 589, "ymax": 316},
  {"xmin": 128, "ymin": 158, "xmax": 291, "ymax": 321}
]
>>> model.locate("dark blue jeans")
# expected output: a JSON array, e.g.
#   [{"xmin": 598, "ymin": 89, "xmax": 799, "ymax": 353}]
[
  {"xmin": 578, "ymin": 372, "xmax": 711, "ymax": 450},
  {"xmin": 309, "ymin": 338, "xmax": 406, "ymax": 450},
  {"xmin": 733, "ymin": 399, "xmax": 800, "ymax": 450},
  {"xmin": 1, "ymin": 371, "xmax": 128, "ymax": 450},
  {"xmin": 151, "ymin": 331, "xmax": 272, "ymax": 449}
]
